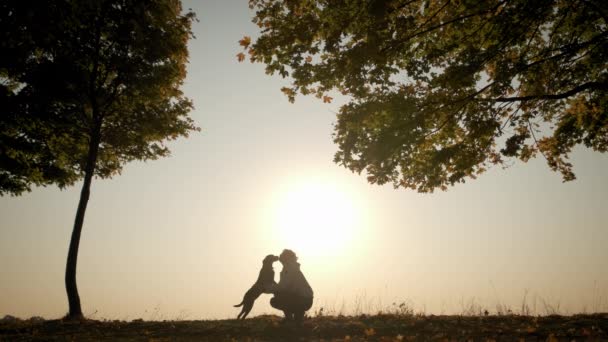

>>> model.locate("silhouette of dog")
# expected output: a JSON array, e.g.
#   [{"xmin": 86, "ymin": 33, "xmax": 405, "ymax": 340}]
[{"xmin": 234, "ymin": 254, "xmax": 279, "ymax": 319}]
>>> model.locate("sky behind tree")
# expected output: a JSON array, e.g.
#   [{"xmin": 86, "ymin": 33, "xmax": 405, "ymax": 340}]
[{"xmin": 1, "ymin": 0, "xmax": 607, "ymax": 320}]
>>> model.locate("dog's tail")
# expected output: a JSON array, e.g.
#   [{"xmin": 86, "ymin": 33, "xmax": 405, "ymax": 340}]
[{"xmin": 234, "ymin": 301, "xmax": 244, "ymax": 307}]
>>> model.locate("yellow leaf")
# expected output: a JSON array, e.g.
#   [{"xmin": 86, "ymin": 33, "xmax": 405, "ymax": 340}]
[
  {"xmin": 236, "ymin": 52, "xmax": 246, "ymax": 62},
  {"xmin": 239, "ymin": 36, "xmax": 251, "ymax": 48},
  {"xmin": 364, "ymin": 328, "xmax": 375, "ymax": 336},
  {"xmin": 305, "ymin": 56, "xmax": 312, "ymax": 63},
  {"xmin": 546, "ymin": 333, "xmax": 558, "ymax": 342},
  {"xmin": 280, "ymin": 87, "xmax": 295, "ymax": 96},
  {"xmin": 322, "ymin": 95, "xmax": 333, "ymax": 103}
]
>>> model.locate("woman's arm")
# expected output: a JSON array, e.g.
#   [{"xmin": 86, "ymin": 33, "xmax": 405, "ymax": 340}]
[
  {"xmin": 265, "ymin": 281, "xmax": 279, "ymax": 293},
  {"xmin": 272, "ymin": 269, "xmax": 294, "ymax": 294}
]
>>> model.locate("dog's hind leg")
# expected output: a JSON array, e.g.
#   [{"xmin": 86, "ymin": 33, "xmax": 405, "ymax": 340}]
[{"xmin": 239, "ymin": 302, "xmax": 254, "ymax": 320}]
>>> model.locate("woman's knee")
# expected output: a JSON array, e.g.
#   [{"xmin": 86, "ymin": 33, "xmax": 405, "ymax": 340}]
[
  {"xmin": 270, "ymin": 296, "xmax": 285, "ymax": 310},
  {"xmin": 303, "ymin": 297, "xmax": 313, "ymax": 311}
]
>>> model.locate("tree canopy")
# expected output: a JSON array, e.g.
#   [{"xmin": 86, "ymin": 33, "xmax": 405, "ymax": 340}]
[
  {"xmin": 1, "ymin": 0, "xmax": 198, "ymax": 196},
  {"xmin": 241, "ymin": 0, "xmax": 607, "ymax": 192}
]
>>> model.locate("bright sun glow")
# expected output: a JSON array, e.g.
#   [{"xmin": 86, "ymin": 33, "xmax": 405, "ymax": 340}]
[{"xmin": 273, "ymin": 180, "xmax": 363, "ymax": 258}]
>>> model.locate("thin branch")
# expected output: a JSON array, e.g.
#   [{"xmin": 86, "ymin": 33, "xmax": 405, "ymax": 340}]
[
  {"xmin": 521, "ymin": 18, "xmax": 544, "ymax": 55},
  {"xmin": 527, "ymin": 118, "xmax": 550, "ymax": 163},
  {"xmin": 386, "ymin": 0, "xmax": 507, "ymax": 53},
  {"xmin": 487, "ymin": 81, "xmax": 607, "ymax": 102},
  {"xmin": 418, "ymin": 0, "xmax": 452, "ymax": 30},
  {"xmin": 423, "ymin": 96, "xmax": 472, "ymax": 138},
  {"xmin": 499, "ymin": 101, "xmax": 524, "ymax": 132},
  {"xmin": 460, "ymin": 11, "xmax": 493, "ymax": 44},
  {"xmin": 386, "ymin": 0, "xmax": 420, "ymax": 16},
  {"xmin": 521, "ymin": 32, "xmax": 608, "ymax": 71},
  {"xmin": 546, "ymin": 0, "xmax": 578, "ymax": 46}
]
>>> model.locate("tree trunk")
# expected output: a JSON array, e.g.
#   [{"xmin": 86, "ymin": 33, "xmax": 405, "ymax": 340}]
[{"xmin": 65, "ymin": 124, "xmax": 101, "ymax": 320}]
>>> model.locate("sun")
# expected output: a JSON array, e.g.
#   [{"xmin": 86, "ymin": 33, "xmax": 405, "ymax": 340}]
[{"xmin": 272, "ymin": 180, "xmax": 362, "ymax": 258}]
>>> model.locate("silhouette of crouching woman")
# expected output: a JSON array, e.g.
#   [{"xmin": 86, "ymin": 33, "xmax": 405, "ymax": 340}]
[{"xmin": 269, "ymin": 249, "xmax": 313, "ymax": 322}]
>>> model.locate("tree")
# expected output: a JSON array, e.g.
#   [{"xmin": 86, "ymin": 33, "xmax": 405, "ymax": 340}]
[
  {"xmin": 240, "ymin": 0, "xmax": 607, "ymax": 192},
  {"xmin": 0, "ymin": 0, "xmax": 198, "ymax": 319}
]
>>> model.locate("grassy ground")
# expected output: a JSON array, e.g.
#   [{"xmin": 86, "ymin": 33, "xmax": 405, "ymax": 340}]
[{"xmin": 1, "ymin": 313, "xmax": 607, "ymax": 341}]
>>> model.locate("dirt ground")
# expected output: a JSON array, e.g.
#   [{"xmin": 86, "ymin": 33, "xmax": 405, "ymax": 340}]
[{"xmin": 1, "ymin": 313, "xmax": 607, "ymax": 341}]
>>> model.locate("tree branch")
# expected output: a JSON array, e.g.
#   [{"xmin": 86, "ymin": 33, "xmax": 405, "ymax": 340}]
[
  {"xmin": 488, "ymin": 81, "xmax": 607, "ymax": 102},
  {"xmin": 384, "ymin": 1, "xmax": 507, "ymax": 53}
]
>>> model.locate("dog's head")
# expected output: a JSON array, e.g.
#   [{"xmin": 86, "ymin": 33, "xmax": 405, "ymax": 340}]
[{"xmin": 263, "ymin": 254, "xmax": 279, "ymax": 266}]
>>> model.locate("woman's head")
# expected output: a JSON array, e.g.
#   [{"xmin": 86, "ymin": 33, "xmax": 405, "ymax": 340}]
[{"xmin": 279, "ymin": 249, "xmax": 298, "ymax": 265}]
